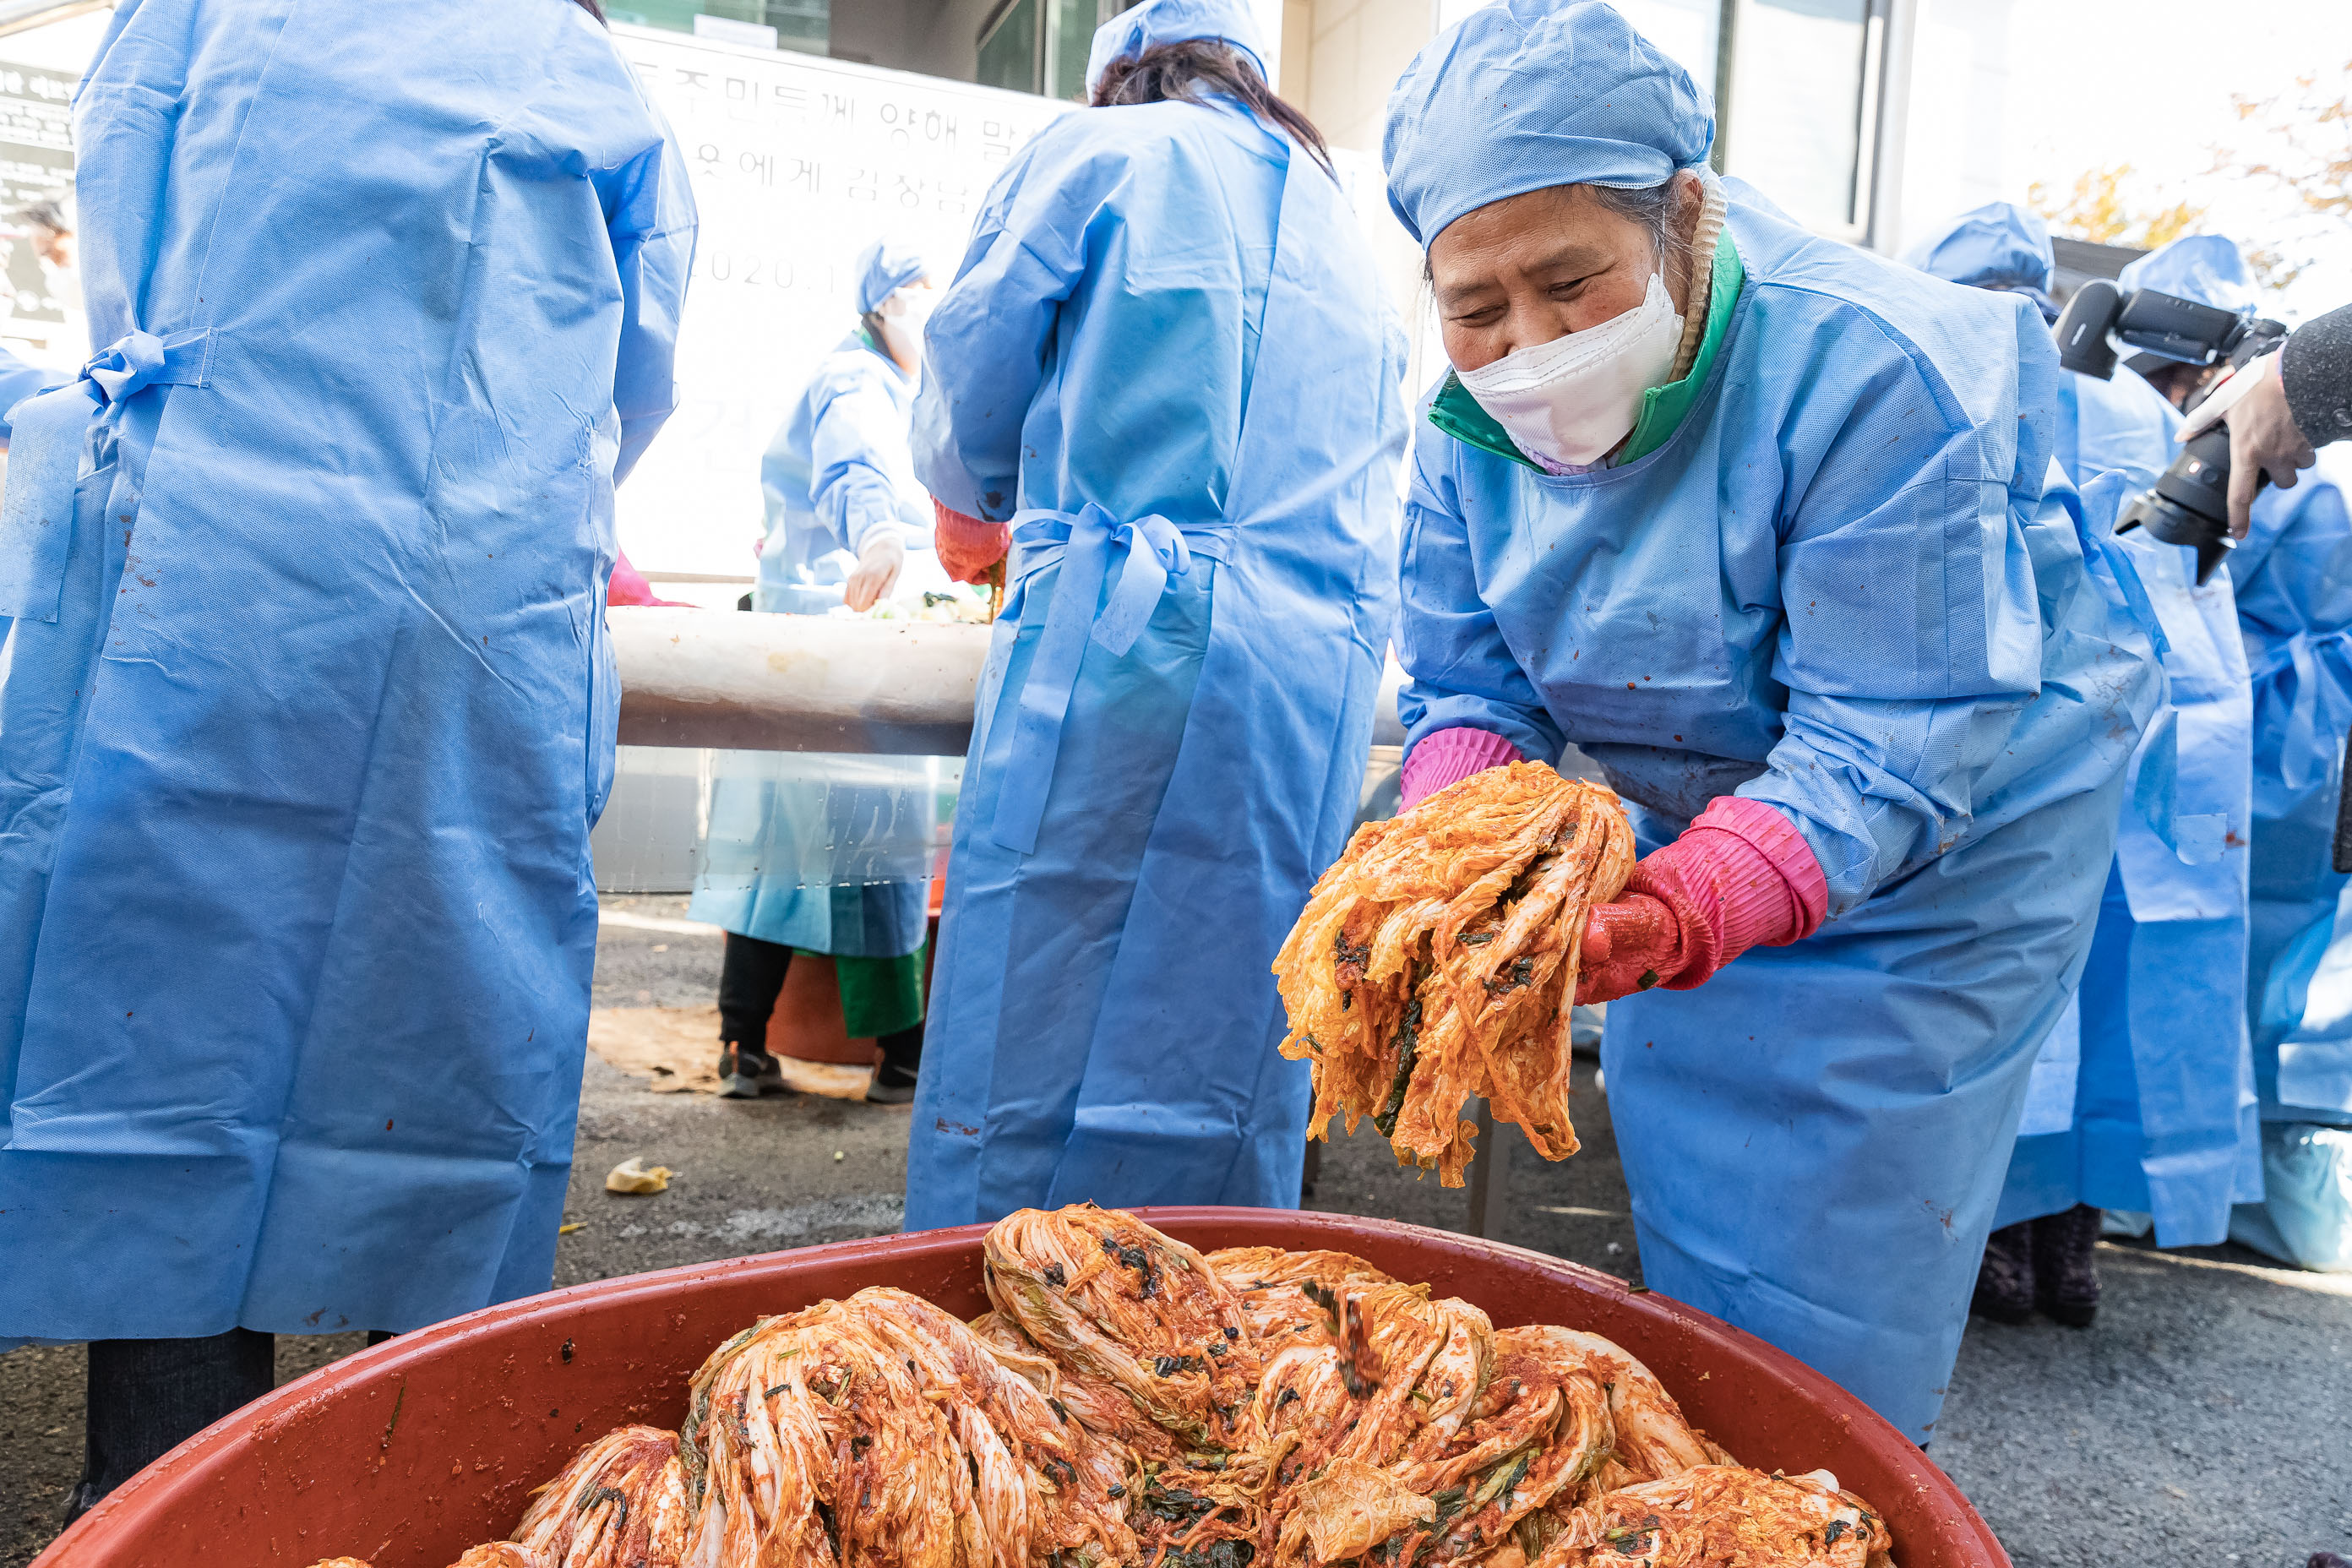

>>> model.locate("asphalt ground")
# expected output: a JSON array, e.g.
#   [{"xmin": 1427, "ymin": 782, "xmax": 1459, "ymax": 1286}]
[{"xmin": 6, "ymin": 906, "xmax": 2348, "ymax": 1565}]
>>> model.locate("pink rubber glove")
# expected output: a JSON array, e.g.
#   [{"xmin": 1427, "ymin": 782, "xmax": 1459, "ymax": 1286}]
[
  {"xmin": 934, "ymin": 499, "xmax": 1011, "ymax": 585},
  {"xmin": 1400, "ymin": 727, "xmax": 1522, "ymax": 810},
  {"xmin": 606, "ymin": 549, "xmax": 684, "ymax": 608},
  {"xmin": 1576, "ymin": 796, "xmax": 1827, "ymax": 1003}
]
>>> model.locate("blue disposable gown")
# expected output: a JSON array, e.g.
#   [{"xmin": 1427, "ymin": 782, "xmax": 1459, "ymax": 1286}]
[
  {"xmin": 905, "ymin": 96, "xmax": 1407, "ymax": 1227},
  {"xmin": 1397, "ymin": 195, "xmax": 2159, "ymax": 1443},
  {"xmin": 0, "ymin": 0, "xmax": 692, "ymax": 1344},
  {"xmin": 0, "ymin": 345, "xmax": 59, "ymax": 650},
  {"xmin": 0, "ymin": 345, "xmax": 55, "ymax": 444},
  {"xmin": 1997, "ymin": 369, "xmax": 2262, "ymax": 1244},
  {"xmin": 2234, "ymin": 448, "xmax": 2352, "ymax": 1128},
  {"xmin": 694, "ymin": 334, "xmax": 938, "ymax": 958},
  {"xmin": 754, "ymin": 333, "xmax": 940, "ymax": 616}
]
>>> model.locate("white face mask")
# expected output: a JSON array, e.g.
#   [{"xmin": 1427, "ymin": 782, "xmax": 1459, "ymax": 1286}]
[
  {"xmin": 1454, "ymin": 270, "xmax": 1684, "ymax": 471},
  {"xmin": 874, "ymin": 284, "xmax": 934, "ymax": 372}
]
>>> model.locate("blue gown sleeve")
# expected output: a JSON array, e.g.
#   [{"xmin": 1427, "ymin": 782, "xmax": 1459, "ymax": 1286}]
[
  {"xmin": 1735, "ymin": 314, "xmax": 2060, "ymax": 915},
  {"xmin": 809, "ymin": 362, "xmax": 928, "ymax": 553},
  {"xmin": 0, "ymin": 346, "xmax": 57, "ymax": 447},
  {"xmin": 602, "ymin": 126, "xmax": 695, "ymax": 487},
  {"xmin": 1395, "ymin": 425, "xmax": 1567, "ymax": 764},
  {"xmin": 912, "ymin": 121, "xmax": 1116, "ymax": 521},
  {"xmin": 2235, "ymin": 459, "xmax": 2352, "ymax": 814}
]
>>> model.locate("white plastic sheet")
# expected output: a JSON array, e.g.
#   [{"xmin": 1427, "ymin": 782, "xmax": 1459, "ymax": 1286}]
[{"xmin": 697, "ymin": 749, "xmax": 957, "ymax": 894}]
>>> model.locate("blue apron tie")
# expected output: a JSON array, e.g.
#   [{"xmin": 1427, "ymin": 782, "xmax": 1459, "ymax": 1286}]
[
  {"xmin": 988, "ymin": 502, "xmax": 1231, "ymax": 854},
  {"xmin": 0, "ymin": 326, "xmax": 213, "ymax": 623}
]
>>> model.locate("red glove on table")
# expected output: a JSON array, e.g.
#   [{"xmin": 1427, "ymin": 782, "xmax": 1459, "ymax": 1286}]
[
  {"xmin": 1576, "ymin": 796, "xmax": 1827, "ymax": 1003},
  {"xmin": 933, "ymin": 499, "xmax": 1011, "ymax": 585}
]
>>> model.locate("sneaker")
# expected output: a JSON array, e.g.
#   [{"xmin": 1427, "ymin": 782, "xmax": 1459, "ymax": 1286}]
[
  {"xmin": 718, "ymin": 1043, "xmax": 784, "ymax": 1099},
  {"xmin": 1970, "ymin": 1221, "xmax": 2035, "ymax": 1325},
  {"xmin": 2032, "ymin": 1205, "xmax": 2101, "ymax": 1328},
  {"xmin": 866, "ymin": 1062, "xmax": 918, "ymax": 1105}
]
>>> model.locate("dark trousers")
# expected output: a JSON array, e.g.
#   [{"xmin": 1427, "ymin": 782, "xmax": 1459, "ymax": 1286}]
[
  {"xmin": 74, "ymin": 1327, "xmax": 396, "ymax": 1515},
  {"xmin": 718, "ymin": 931, "xmax": 922, "ymax": 1077},
  {"xmin": 76, "ymin": 1331, "xmax": 272, "ymax": 1511}
]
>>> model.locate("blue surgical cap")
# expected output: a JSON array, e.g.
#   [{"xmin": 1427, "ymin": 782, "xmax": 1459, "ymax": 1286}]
[
  {"xmin": 2119, "ymin": 233, "xmax": 2254, "ymax": 315},
  {"xmin": 1383, "ymin": 0, "xmax": 1713, "ymax": 248},
  {"xmin": 1906, "ymin": 202, "xmax": 2053, "ymax": 292},
  {"xmin": 1904, "ymin": 202, "xmax": 2056, "ymax": 320},
  {"xmin": 854, "ymin": 238, "xmax": 929, "ymax": 315},
  {"xmin": 1086, "ymin": 0, "xmax": 1269, "ymax": 97}
]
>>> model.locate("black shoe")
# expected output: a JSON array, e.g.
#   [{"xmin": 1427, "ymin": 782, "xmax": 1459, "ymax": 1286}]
[
  {"xmin": 718, "ymin": 1043, "xmax": 783, "ymax": 1099},
  {"xmin": 2033, "ymin": 1205, "xmax": 2102, "ymax": 1328},
  {"xmin": 866, "ymin": 1061, "xmax": 918, "ymax": 1105},
  {"xmin": 2306, "ymin": 1554, "xmax": 2349, "ymax": 1568},
  {"xmin": 60, "ymin": 1478, "xmax": 100, "ymax": 1525},
  {"xmin": 1971, "ymin": 1222, "xmax": 2035, "ymax": 1325}
]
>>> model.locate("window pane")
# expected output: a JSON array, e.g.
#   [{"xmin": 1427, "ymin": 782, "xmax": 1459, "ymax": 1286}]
[
  {"xmin": 1610, "ymin": 0, "xmax": 1719, "ymax": 89},
  {"xmin": 603, "ymin": 0, "xmax": 829, "ymax": 52},
  {"xmin": 977, "ymin": 0, "xmax": 1040, "ymax": 93},
  {"xmin": 1726, "ymin": 0, "xmax": 1870, "ymax": 231},
  {"xmin": 1049, "ymin": 0, "xmax": 1095, "ymax": 101},
  {"xmin": 762, "ymin": 0, "xmax": 829, "ymax": 54},
  {"xmin": 605, "ymin": 3, "xmax": 698, "ymax": 27}
]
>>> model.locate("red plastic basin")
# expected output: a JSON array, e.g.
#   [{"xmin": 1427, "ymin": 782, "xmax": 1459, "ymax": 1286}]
[{"xmin": 36, "ymin": 1208, "xmax": 2008, "ymax": 1567}]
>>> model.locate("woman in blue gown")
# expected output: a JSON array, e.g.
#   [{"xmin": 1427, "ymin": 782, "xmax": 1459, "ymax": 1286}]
[
  {"xmin": 1380, "ymin": 1, "xmax": 2158, "ymax": 1442},
  {"xmin": 0, "ymin": 0, "xmax": 690, "ymax": 1507},
  {"xmin": 693, "ymin": 240, "xmax": 942, "ymax": 1103},
  {"xmin": 904, "ymin": 0, "xmax": 1408, "ymax": 1226}
]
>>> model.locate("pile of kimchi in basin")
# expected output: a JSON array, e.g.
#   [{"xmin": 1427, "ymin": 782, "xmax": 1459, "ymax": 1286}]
[{"xmin": 308, "ymin": 1204, "xmax": 1893, "ymax": 1568}]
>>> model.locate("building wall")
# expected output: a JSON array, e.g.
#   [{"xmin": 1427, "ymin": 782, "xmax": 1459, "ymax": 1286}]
[
  {"xmin": 1278, "ymin": 0, "xmax": 1315, "ymax": 100},
  {"xmin": 906, "ymin": 0, "xmax": 994, "ymax": 82},
  {"xmin": 1271, "ymin": 0, "xmax": 1447, "ymax": 382},
  {"xmin": 1288, "ymin": 0, "xmax": 1432, "ymax": 156},
  {"xmin": 829, "ymin": 0, "xmax": 947, "ymax": 69}
]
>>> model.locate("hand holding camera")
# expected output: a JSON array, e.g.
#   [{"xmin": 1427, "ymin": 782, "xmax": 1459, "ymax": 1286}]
[{"xmin": 2179, "ymin": 351, "xmax": 2317, "ymax": 542}]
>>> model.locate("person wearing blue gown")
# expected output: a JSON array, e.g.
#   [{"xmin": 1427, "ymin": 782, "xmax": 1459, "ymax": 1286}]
[
  {"xmin": 0, "ymin": 344, "xmax": 60, "ymax": 651},
  {"xmin": 1380, "ymin": 2, "xmax": 2159, "ymax": 1443},
  {"xmin": 0, "ymin": 0, "xmax": 692, "ymax": 1511},
  {"xmin": 692, "ymin": 239, "xmax": 943, "ymax": 1104},
  {"xmin": 2120, "ymin": 237, "xmax": 2352, "ymax": 1272},
  {"xmin": 904, "ymin": 0, "xmax": 1408, "ymax": 1226},
  {"xmin": 754, "ymin": 239, "xmax": 945, "ymax": 618},
  {"xmin": 0, "ymin": 344, "xmax": 54, "ymax": 447},
  {"xmin": 1908, "ymin": 207, "xmax": 2262, "ymax": 1325}
]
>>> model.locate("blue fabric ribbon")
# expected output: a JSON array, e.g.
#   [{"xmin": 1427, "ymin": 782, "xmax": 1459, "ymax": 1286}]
[
  {"xmin": 2252, "ymin": 629, "xmax": 2352, "ymax": 794},
  {"xmin": 988, "ymin": 503, "xmax": 1231, "ymax": 854},
  {"xmin": 0, "ymin": 327, "xmax": 212, "ymax": 623}
]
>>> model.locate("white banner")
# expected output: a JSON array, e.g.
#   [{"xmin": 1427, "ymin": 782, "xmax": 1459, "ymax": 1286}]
[{"xmin": 612, "ymin": 27, "xmax": 1070, "ymax": 595}]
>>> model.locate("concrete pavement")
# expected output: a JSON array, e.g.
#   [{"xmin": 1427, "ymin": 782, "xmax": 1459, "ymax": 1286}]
[{"xmin": 4, "ymin": 907, "xmax": 2345, "ymax": 1566}]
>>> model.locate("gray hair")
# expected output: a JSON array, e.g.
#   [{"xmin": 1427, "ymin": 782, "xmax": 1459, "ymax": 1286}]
[
  {"xmin": 1587, "ymin": 174, "xmax": 1707, "ymax": 279},
  {"xmin": 1417, "ymin": 172, "xmax": 1708, "ymax": 283}
]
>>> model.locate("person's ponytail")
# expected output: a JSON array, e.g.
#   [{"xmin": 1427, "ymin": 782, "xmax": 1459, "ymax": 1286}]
[{"xmin": 1089, "ymin": 39, "xmax": 1335, "ymax": 180}]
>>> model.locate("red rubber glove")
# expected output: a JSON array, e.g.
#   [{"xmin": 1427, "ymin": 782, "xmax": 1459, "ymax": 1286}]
[
  {"xmin": 1400, "ymin": 727, "xmax": 1522, "ymax": 810},
  {"xmin": 933, "ymin": 499, "xmax": 1011, "ymax": 585},
  {"xmin": 1576, "ymin": 796, "xmax": 1827, "ymax": 1004}
]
